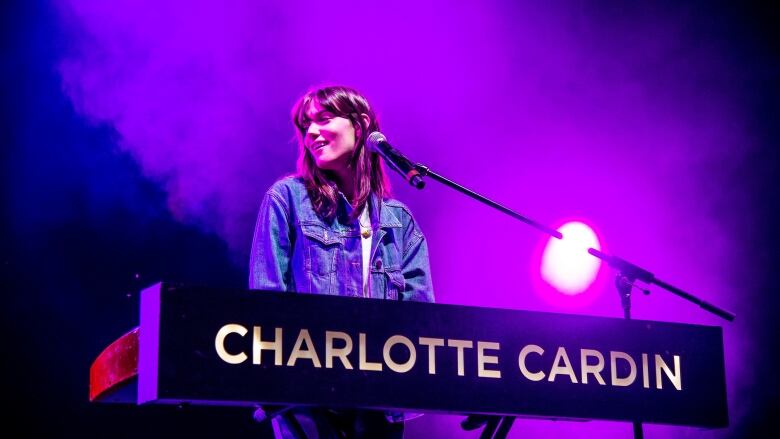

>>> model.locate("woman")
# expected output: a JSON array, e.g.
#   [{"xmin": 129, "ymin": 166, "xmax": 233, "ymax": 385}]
[{"xmin": 249, "ymin": 85, "xmax": 434, "ymax": 438}]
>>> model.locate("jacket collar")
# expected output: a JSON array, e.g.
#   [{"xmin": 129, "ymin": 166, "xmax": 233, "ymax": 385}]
[
  {"xmin": 372, "ymin": 193, "xmax": 402, "ymax": 229},
  {"xmin": 335, "ymin": 190, "xmax": 402, "ymax": 229}
]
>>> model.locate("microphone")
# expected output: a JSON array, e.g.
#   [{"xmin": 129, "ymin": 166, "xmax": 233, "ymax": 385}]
[{"xmin": 366, "ymin": 132, "xmax": 425, "ymax": 189}]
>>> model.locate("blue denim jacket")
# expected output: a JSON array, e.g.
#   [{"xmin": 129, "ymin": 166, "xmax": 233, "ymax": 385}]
[
  {"xmin": 248, "ymin": 176, "xmax": 434, "ymax": 435},
  {"xmin": 249, "ymin": 176, "xmax": 434, "ymax": 303}
]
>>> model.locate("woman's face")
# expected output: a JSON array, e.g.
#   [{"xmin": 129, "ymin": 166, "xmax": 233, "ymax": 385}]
[{"xmin": 303, "ymin": 100, "xmax": 358, "ymax": 173}]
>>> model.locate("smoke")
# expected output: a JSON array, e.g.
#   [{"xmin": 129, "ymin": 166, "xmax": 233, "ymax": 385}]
[
  {"xmin": 56, "ymin": 0, "xmax": 304, "ymax": 254},
  {"xmin": 55, "ymin": 1, "xmax": 765, "ymax": 436}
]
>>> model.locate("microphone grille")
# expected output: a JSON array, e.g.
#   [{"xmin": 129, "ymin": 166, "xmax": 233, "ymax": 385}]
[{"xmin": 366, "ymin": 131, "xmax": 386, "ymax": 152}]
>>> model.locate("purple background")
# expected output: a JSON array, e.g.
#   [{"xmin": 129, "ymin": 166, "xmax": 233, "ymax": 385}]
[{"xmin": 2, "ymin": 0, "xmax": 778, "ymax": 437}]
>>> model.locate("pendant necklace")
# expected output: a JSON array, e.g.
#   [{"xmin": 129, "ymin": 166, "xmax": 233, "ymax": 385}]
[{"xmin": 359, "ymin": 210, "xmax": 372, "ymax": 238}]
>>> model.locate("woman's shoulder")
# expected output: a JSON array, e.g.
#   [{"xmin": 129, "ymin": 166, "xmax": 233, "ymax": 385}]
[
  {"xmin": 382, "ymin": 197, "xmax": 411, "ymax": 213},
  {"xmin": 266, "ymin": 175, "xmax": 306, "ymax": 198},
  {"xmin": 381, "ymin": 197, "xmax": 419, "ymax": 226}
]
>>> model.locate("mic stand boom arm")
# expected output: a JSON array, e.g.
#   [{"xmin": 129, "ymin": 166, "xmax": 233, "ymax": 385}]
[
  {"xmin": 414, "ymin": 164, "xmax": 562, "ymax": 240},
  {"xmin": 413, "ymin": 162, "xmax": 735, "ymax": 321}
]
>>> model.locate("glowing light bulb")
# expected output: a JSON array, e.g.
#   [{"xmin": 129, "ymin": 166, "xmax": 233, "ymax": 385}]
[{"xmin": 541, "ymin": 221, "xmax": 602, "ymax": 295}]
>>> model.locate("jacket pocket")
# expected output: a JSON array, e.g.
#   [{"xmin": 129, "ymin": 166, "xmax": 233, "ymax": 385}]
[
  {"xmin": 384, "ymin": 268, "xmax": 405, "ymax": 300},
  {"xmin": 300, "ymin": 222, "xmax": 341, "ymax": 276}
]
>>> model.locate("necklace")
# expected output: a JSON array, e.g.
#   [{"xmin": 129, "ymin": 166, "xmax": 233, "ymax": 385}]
[{"xmin": 359, "ymin": 209, "xmax": 372, "ymax": 238}]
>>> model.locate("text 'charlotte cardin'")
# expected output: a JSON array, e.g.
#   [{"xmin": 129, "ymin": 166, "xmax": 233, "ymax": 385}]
[{"xmin": 214, "ymin": 324, "xmax": 682, "ymax": 390}]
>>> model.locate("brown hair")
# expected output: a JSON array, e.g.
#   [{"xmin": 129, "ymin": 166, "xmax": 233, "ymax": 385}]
[{"xmin": 292, "ymin": 85, "xmax": 392, "ymax": 222}]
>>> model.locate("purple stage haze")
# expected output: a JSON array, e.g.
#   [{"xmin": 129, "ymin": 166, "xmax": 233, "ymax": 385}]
[{"xmin": 56, "ymin": 1, "xmax": 761, "ymax": 437}]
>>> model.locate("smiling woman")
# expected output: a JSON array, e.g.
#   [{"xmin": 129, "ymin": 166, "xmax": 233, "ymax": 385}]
[
  {"xmin": 301, "ymin": 102, "xmax": 367, "ymax": 177},
  {"xmin": 289, "ymin": 86, "xmax": 390, "ymax": 223},
  {"xmin": 249, "ymin": 85, "xmax": 435, "ymax": 438}
]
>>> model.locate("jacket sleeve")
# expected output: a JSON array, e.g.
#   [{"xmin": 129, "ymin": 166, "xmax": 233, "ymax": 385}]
[
  {"xmin": 249, "ymin": 190, "xmax": 294, "ymax": 292},
  {"xmin": 400, "ymin": 220, "xmax": 435, "ymax": 303}
]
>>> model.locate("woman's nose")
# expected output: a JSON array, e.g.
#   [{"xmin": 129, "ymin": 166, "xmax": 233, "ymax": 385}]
[{"xmin": 306, "ymin": 123, "xmax": 321, "ymax": 140}]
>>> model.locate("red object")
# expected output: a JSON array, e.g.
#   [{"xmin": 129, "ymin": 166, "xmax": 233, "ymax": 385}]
[{"xmin": 89, "ymin": 327, "xmax": 139, "ymax": 402}]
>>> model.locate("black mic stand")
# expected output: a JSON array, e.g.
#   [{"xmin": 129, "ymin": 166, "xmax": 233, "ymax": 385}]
[{"xmin": 587, "ymin": 248, "xmax": 735, "ymax": 439}]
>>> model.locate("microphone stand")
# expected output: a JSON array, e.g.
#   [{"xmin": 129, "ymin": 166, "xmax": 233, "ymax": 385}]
[{"xmin": 412, "ymin": 163, "xmax": 735, "ymax": 439}]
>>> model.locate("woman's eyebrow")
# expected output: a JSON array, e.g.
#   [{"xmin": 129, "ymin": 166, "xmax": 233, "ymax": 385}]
[{"xmin": 310, "ymin": 110, "xmax": 334, "ymax": 120}]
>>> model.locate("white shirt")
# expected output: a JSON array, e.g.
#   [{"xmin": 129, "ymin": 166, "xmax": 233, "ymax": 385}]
[{"xmin": 359, "ymin": 206, "xmax": 372, "ymax": 297}]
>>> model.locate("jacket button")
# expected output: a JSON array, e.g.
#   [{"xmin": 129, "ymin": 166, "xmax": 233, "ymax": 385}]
[{"xmin": 375, "ymin": 260, "xmax": 382, "ymax": 270}]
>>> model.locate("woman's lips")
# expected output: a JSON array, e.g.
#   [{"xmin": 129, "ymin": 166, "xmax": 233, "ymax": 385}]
[{"xmin": 311, "ymin": 140, "xmax": 328, "ymax": 151}]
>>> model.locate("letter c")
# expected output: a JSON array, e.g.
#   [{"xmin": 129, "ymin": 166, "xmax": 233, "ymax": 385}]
[
  {"xmin": 518, "ymin": 344, "xmax": 545, "ymax": 381},
  {"xmin": 215, "ymin": 324, "xmax": 248, "ymax": 364}
]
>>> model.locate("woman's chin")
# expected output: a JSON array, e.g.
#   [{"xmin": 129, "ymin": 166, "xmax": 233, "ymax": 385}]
[
  {"xmin": 315, "ymin": 160, "xmax": 335, "ymax": 171},
  {"xmin": 315, "ymin": 158, "xmax": 348, "ymax": 173}
]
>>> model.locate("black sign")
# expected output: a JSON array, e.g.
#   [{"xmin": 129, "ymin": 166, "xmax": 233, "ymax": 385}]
[{"xmin": 138, "ymin": 282, "xmax": 727, "ymax": 428}]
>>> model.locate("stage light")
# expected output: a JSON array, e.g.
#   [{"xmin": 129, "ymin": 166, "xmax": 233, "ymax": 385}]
[{"xmin": 541, "ymin": 221, "xmax": 602, "ymax": 295}]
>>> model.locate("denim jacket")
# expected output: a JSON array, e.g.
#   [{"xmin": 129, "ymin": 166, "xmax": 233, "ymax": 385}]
[
  {"xmin": 248, "ymin": 177, "xmax": 434, "ymax": 435},
  {"xmin": 249, "ymin": 176, "xmax": 434, "ymax": 303}
]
